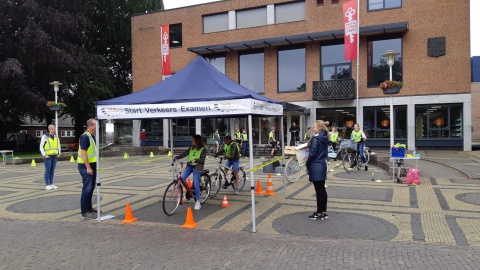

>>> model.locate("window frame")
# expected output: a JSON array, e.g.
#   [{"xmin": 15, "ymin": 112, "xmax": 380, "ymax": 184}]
[
  {"xmin": 320, "ymin": 41, "xmax": 352, "ymax": 81},
  {"xmin": 277, "ymin": 44, "xmax": 306, "ymax": 93},
  {"xmin": 238, "ymin": 49, "xmax": 265, "ymax": 94},
  {"xmin": 367, "ymin": 0, "xmax": 402, "ymax": 12},
  {"xmin": 367, "ymin": 34, "xmax": 403, "ymax": 88},
  {"xmin": 36, "ymin": 130, "xmax": 47, "ymax": 137},
  {"xmin": 203, "ymin": 12, "xmax": 229, "ymax": 34}
]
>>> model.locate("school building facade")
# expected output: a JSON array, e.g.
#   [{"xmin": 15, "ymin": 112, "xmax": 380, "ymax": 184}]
[{"xmin": 130, "ymin": 0, "xmax": 473, "ymax": 150}]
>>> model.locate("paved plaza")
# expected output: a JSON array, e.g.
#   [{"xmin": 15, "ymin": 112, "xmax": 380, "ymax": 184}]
[{"xmin": 0, "ymin": 150, "xmax": 479, "ymax": 269}]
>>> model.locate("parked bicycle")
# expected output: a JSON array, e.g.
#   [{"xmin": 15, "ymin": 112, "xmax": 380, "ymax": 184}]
[
  {"xmin": 208, "ymin": 141, "xmax": 225, "ymax": 156},
  {"xmin": 340, "ymin": 140, "xmax": 369, "ymax": 173},
  {"xmin": 284, "ymin": 142, "xmax": 335, "ymax": 183},
  {"xmin": 209, "ymin": 156, "xmax": 246, "ymax": 197},
  {"xmin": 162, "ymin": 160, "xmax": 211, "ymax": 216}
]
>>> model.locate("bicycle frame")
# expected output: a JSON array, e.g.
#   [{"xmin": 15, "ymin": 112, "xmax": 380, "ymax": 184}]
[{"xmin": 173, "ymin": 161, "xmax": 193, "ymax": 197}]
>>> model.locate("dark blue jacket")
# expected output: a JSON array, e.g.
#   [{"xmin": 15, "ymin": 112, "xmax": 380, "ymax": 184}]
[{"xmin": 306, "ymin": 131, "xmax": 329, "ymax": 182}]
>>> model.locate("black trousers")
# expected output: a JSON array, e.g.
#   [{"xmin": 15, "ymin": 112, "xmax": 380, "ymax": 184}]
[{"xmin": 313, "ymin": 181, "xmax": 328, "ymax": 213}]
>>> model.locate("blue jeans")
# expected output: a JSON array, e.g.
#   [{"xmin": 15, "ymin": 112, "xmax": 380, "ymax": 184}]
[
  {"xmin": 242, "ymin": 141, "xmax": 248, "ymax": 156},
  {"xmin": 79, "ymin": 165, "xmax": 97, "ymax": 214},
  {"xmin": 140, "ymin": 139, "xmax": 146, "ymax": 146},
  {"xmin": 43, "ymin": 155, "xmax": 57, "ymax": 186},
  {"xmin": 181, "ymin": 166, "xmax": 201, "ymax": 201},
  {"xmin": 358, "ymin": 144, "xmax": 366, "ymax": 163}
]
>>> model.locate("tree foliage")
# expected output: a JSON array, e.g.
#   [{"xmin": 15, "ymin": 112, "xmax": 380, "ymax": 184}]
[{"xmin": 0, "ymin": 0, "xmax": 163, "ymax": 139}]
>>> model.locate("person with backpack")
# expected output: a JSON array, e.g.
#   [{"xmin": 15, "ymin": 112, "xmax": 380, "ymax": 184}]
[{"xmin": 214, "ymin": 135, "xmax": 241, "ymax": 195}]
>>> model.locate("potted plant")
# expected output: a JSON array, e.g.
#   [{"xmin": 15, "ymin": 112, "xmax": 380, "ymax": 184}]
[
  {"xmin": 380, "ymin": 80, "xmax": 403, "ymax": 94},
  {"xmin": 47, "ymin": 101, "xmax": 66, "ymax": 111}
]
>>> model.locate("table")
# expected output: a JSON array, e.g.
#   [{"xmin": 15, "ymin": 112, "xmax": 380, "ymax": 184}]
[
  {"xmin": 0, "ymin": 150, "xmax": 14, "ymax": 166},
  {"xmin": 390, "ymin": 156, "xmax": 420, "ymax": 183}
]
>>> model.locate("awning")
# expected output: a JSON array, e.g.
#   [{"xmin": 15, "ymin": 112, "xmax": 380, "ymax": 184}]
[
  {"xmin": 188, "ymin": 22, "xmax": 408, "ymax": 54},
  {"xmin": 282, "ymin": 102, "xmax": 310, "ymax": 115}
]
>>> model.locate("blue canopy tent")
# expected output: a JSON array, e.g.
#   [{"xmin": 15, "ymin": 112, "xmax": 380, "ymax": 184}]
[{"xmin": 94, "ymin": 56, "xmax": 284, "ymax": 232}]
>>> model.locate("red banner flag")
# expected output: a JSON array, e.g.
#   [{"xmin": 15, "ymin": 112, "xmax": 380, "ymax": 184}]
[
  {"xmin": 161, "ymin": 25, "xmax": 171, "ymax": 76},
  {"xmin": 343, "ymin": 0, "xmax": 358, "ymax": 60}
]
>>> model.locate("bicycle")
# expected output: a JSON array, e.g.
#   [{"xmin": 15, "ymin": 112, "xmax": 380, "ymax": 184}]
[
  {"xmin": 209, "ymin": 156, "xmax": 246, "ymax": 197},
  {"xmin": 341, "ymin": 143, "xmax": 368, "ymax": 173},
  {"xmin": 284, "ymin": 143, "xmax": 334, "ymax": 183},
  {"xmin": 162, "ymin": 160, "xmax": 212, "ymax": 216},
  {"xmin": 262, "ymin": 141, "xmax": 282, "ymax": 158},
  {"xmin": 208, "ymin": 141, "xmax": 225, "ymax": 156}
]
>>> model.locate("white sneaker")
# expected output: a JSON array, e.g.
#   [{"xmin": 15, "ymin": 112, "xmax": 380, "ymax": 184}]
[
  {"xmin": 235, "ymin": 189, "xmax": 239, "ymax": 195},
  {"xmin": 194, "ymin": 201, "xmax": 201, "ymax": 210},
  {"xmin": 51, "ymin": 185, "xmax": 58, "ymax": 189},
  {"xmin": 46, "ymin": 185, "xmax": 53, "ymax": 190}
]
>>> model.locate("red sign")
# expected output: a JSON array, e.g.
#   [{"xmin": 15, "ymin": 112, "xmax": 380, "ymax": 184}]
[
  {"xmin": 343, "ymin": 0, "xmax": 358, "ymax": 60},
  {"xmin": 161, "ymin": 25, "xmax": 171, "ymax": 75}
]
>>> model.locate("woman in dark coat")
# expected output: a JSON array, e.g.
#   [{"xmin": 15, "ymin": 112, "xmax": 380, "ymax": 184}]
[{"xmin": 306, "ymin": 120, "xmax": 330, "ymax": 220}]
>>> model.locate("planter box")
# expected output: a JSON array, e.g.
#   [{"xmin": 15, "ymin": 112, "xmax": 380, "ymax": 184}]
[
  {"xmin": 49, "ymin": 105, "xmax": 63, "ymax": 111},
  {"xmin": 382, "ymin": 86, "xmax": 401, "ymax": 95}
]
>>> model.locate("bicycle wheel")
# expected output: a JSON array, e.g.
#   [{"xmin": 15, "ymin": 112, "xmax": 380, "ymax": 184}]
[
  {"xmin": 237, "ymin": 167, "xmax": 246, "ymax": 190},
  {"xmin": 208, "ymin": 145, "xmax": 217, "ymax": 156},
  {"xmin": 197, "ymin": 173, "xmax": 211, "ymax": 203},
  {"xmin": 163, "ymin": 181, "xmax": 183, "ymax": 216},
  {"xmin": 285, "ymin": 158, "xmax": 303, "ymax": 183},
  {"xmin": 325, "ymin": 159, "xmax": 330, "ymax": 174},
  {"xmin": 209, "ymin": 170, "xmax": 225, "ymax": 197},
  {"xmin": 264, "ymin": 146, "xmax": 272, "ymax": 158},
  {"xmin": 363, "ymin": 146, "xmax": 371, "ymax": 164},
  {"xmin": 342, "ymin": 152, "xmax": 358, "ymax": 173}
]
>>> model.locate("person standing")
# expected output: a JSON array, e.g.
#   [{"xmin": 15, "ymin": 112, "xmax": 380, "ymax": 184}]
[
  {"xmin": 268, "ymin": 127, "xmax": 277, "ymax": 158},
  {"xmin": 330, "ymin": 127, "xmax": 339, "ymax": 151},
  {"xmin": 140, "ymin": 129, "xmax": 147, "ymax": 147},
  {"xmin": 241, "ymin": 128, "xmax": 248, "ymax": 156},
  {"xmin": 173, "ymin": 134, "xmax": 207, "ymax": 210},
  {"xmin": 351, "ymin": 123, "xmax": 368, "ymax": 171},
  {"xmin": 213, "ymin": 129, "xmax": 221, "ymax": 152},
  {"xmin": 289, "ymin": 122, "xmax": 300, "ymax": 146},
  {"xmin": 234, "ymin": 128, "xmax": 242, "ymax": 145},
  {"xmin": 78, "ymin": 118, "xmax": 98, "ymax": 219},
  {"xmin": 214, "ymin": 136, "xmax": 241, "ymax": 195},
  {"xmin": 306, "ymin": 120, "xmax": 330, "ymax": 220},
  {"xmin": 304, "ymin": 127, "xmax": 313, "ymax": 141},
  {"xmin": 40, "ymin": 124, "xmax": 61, "ymax": 190}
]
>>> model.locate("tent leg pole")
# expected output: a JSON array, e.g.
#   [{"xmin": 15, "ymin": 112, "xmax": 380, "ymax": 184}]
[
  {"xmin": 280, "ymin": 117, "xmax": 286, "ymax": 195},
  {"xmin": 248, "ymin": 115, "xmax": 256, "ymax": 233},
  {"xmin": 95, "ymin": 118, "xmax": 101, "ymax": 222}
]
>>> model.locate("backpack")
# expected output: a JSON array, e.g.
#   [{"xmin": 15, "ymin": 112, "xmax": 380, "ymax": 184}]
[{"xmin": 404, "ymin": 168, "xmax": 421, "ymax": 185}]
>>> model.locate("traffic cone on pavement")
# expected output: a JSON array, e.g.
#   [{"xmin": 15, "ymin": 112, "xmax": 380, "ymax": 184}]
[
  {"xmin": 221, "ymin": 194, "xmax": 229, "ymax": 207},
  {"xmin": 123, "ymin": 153, "xmax": 129, "ymax": 159},
  {"xmin": 254, "ymin": 179, "xmax": 265, "ymax": 195},
  {"xmin": 265, "ymin": 177, "xmax": 275, "ymax": 196},
  {"xmin": 31, "ymin": 159, "xmax": 36, "ymax": 167},
  {"xmin": 181, "ymin": 207, "xmax": 198, "ymax": 229},
  {"xmin": 121, "ymin": 203, "xmax": 138, "ymax": 223},
  {"xmin": 70, "ymin": 156, "xmax": 75, "ymax": 162},
  {"xmin": 150, "ymin": 151, "xmax": 154, "ymax": 158}
]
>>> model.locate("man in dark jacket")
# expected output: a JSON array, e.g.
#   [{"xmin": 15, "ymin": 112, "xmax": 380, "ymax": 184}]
[
  {"xmin": 214, "ymin": 136, "xmax": 241, "ymax": 195},
  {"xmin": 289, "ymin": 122, "xmax": 300, "ymax": 146}
]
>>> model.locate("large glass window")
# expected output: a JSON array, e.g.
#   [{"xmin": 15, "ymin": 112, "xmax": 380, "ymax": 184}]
[
  {"xmin": 368, "ymin": 0, "xmax": 402, "ymax": 11},
  {"xmin": 415, "ymin": 104, "xmax": 463, "ymax": 139},
  {"xmin": 316, "ymin": 108, "xmax": 356, "ymax": 139},
  {"xmin": 367, "ymin": 35, "xmax": 402, "ymax": 87},
  {"xmin": 169, "ymin": 23, "xmax": 182, "ymax": 48},
  {"xmin": 363, "ymin": 106, "xmax": 406, "ymax": 139},
  {"xmin": 239, "ymin": 50, "xmax": 265, "ymax": 94},
  {"xmin": 237, "ymin": 7, "xmax": 267, "ymax": 29},
  {"xmin": 142, "ymin": 119, "xmax": 164, "ymax": 143},
  {"xmin": 275, "ymin": 1, "xmax": 305, "ymax": 24},
  {"xmin": 278, "ymin": 45, "xmax": 306, "ymax": 92},
  {"xmin": 202, "ymin": 118, "xmax": 229, "ymax": 144},
  {"xmin": 204, "ymin": 54, "xmax": 226, "ymax": 74},
  {"xmin": 203, "ymin": 13, "xmax": 228, "ymax": 33},
  {"xmin": 321, "ymin": 43, "xmax": 351, "ymax": 80}
]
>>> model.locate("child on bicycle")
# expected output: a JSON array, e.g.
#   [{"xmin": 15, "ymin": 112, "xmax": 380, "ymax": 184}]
[
  {"xmin": 173, "ymin": 134, "xmax": 207, "ymax": 210},
  {"xmin": 351, "ymin": 124, "xmax": 368, "ymax": 171},
  {"xmin": 214, "ymin": 135, "xmax": 241, "ymax": 195}
]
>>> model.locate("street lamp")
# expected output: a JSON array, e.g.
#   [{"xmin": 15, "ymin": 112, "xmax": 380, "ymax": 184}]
[
  {"xmin": 381, "ymin": 50, "xmax": 400, "ymax": 148},
  {"xmin": 49, "ymin": 81, "xmax": 62, "ymax": 138}
]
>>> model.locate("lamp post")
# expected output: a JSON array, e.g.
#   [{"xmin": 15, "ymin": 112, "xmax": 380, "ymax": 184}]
[
  {"xmin": 49, "ymin": 81, "xmax": 62, "ymax": 137},
  {"xmin": 381, "ymin": 50, "xmax": 399, "ymax": 148}
]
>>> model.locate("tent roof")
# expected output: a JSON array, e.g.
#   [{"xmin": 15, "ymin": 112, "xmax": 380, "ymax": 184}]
[{"xmin": 96, "ymin": 56, "xmax": 280, "ymax": 106}]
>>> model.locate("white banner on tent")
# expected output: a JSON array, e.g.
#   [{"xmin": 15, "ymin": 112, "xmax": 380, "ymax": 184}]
[{"xmin": 97, "ymin": 98, "xmax": 282, "ymax": 120}]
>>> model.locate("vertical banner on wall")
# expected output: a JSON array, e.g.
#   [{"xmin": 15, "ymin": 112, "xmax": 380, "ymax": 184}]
[
  {"xmin": 343, "ymin": 0, "xmax": 358, "ymax": 60},
  {"xmin": 161, "ymin": 25, "xmax": 171, "ymax": 76}
]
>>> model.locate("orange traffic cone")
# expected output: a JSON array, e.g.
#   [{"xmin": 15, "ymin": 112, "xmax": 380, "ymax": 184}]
[
  {"xmin": 265, "ymin": 177, "xmax": 275, "ymax": 196},
  {"xmin": 187, "ymin": 178, "xmax": 192, "ymax": 188},
  {"xmin": 254, "ymin": 179, "xmax": 265, "ymax": 195},
  {"xmin": 221, "ymin": 194, "xmax": 229, "ymax": 207},
  {"xmin": 181, "ymin": 207, "xmax": 198, "ymax": 229},
  {"xmin": 121, "ymin": 203, "xmax": 138, "ymax": 223}
]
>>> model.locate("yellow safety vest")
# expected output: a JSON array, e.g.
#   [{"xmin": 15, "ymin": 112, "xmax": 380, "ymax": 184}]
[
  {"xmin": 224, "ymin": 142, "xmax": 240, "ymax": 157},
  {"xmin": 187, "ymin": 146, "xmax": 204, "ymax": 165},
  {"xmin": 77, "ymin": 131, "xmax": 97, "ymax": 164},
  {"xmin": 235, "ymin": 132, "xmax": 241, "ymax": 139},
  {"xmin": 242, "ymin": 133, "xmax": 247, "ymax": 140},
  {"xmin": 269, "ymin": 131, "xmax": 275, "ymax": 141},
  {"xmin": 43, "ymin": 135, "xmax": 59, "ymax": 155},
  {"xmin": 330, "ymin": 132, "xmax": 338, "ymax": 143},
  {"xmin": 351, "ymin": 130, "xmax": 362, "ymax": 143}
]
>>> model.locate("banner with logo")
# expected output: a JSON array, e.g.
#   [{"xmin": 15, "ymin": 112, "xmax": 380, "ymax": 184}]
[
  {"xmin": 161, "ymin": 25, "xmax": 171, "ymax": 75},
  {"xmin": 343, "ymin": 0, "xmax": 358, "ymax": 60},
  {"xmin": 96, "ymin": 99, "xmax": 283, "ymax": 120}
]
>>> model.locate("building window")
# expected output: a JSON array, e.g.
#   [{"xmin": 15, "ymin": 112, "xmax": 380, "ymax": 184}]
[
  {"xmin": 204, "ymin": 54, "xmax": 226, "ymax": 74},
  {"xmin": 239, "ymin": 49, "xmax": 265, "ymax": 94},
  {"xmin": 236, "ymin": 7, "xmax": 267, "ymax": 29},
  {"xmin": 368, "ymin": 0, "xmax": 402, "ymax": 11},
  {"xmin": 278, "ymin": 45, "xmax": 306, "ymax": 93},
  {"xmin": 415, "ymin": 104, "xmax": 463, "ymax": 139},
  {"xmin": 61, "ymin": 130, "xmax": 75, "ymax": 137},
  {"xmin": 275, "ymin": 1, "xmax": 305, "ymax": 24},
  {"xmin": 363, "ymin": 106, "xmax": 407, "ymax": 139},
  {"xmin": 367, "ymin": 35, "xmax": 402, "ymax": 87},
  {"xmin": 317, "ymin": 0, "xmax": 324, "ymax": 5},
  {"xmin": 169, "ymin": 23, "xmax": 182, "ymax": 48},
  {"xmin": 332, "ymin": 0, "xmax": 340, "ymax": 4},
  {"xmin": 321, "ymin": 43, "xmax": 352, "ymax": 80},
  {"xmin": 203, "ymin": 12, "xmax": 228, "ymax": 33},
  {"xmin": 36, "ymin": 130, "xmax": 47, "ymax": 137},
  {"xmin": 316, "ymin": 108, "xmax": 356, "ymax": 139}
]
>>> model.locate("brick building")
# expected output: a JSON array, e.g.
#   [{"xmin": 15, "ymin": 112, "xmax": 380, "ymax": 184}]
[{"xmin": 131, "ymin": 0, "xmax": 472, "ymax": 150}]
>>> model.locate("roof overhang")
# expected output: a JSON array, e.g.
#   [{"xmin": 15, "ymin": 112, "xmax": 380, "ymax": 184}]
[
  {"xmin": 282, "ymin": 102, "xmax": 310, "ymax": 115},
  {"xmin": 188, "ymin": 22, "xmax": 408, "ymax": 54}
]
